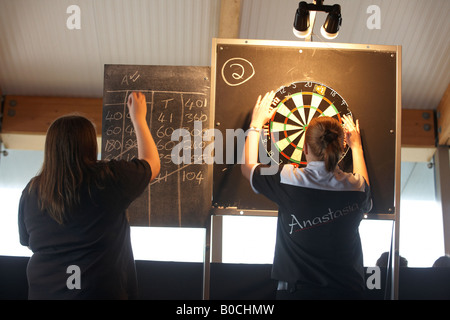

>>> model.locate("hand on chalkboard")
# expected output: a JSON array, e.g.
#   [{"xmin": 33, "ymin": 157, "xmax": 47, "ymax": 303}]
[
  {"xmin": 250, "ymin": 91, "xmax": 276, "ymax": 129},
  {"xmin": 342, "ymin": 114, "xmax": 369, "ymax": 186},
  {"xmin": 126, "ymin": 91, "xmax": 160, "ymax": 180},
  {"xmin": 342, "ymin": 114, "xmax": 362, "ymax": 151},
  {"xmin": 127, "ymin": 91, "xmax": 147, "ymax": 123}
]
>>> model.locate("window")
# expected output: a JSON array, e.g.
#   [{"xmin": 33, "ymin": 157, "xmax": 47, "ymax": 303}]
[
  {"xmin": 0, "ymin": 149, "xmax": 43, "ymax": 257},
  {"xmin": 222, "ymin": 215, "xmax": 277, "ymax": 264},
  {"xmin": 399, "ymin": 162, "xmax": 444, "ymax": 267},
  {"xmin": 0, "ymin": 149, "xmax": 205, "ymax": 262},
  {"xmin": 0, "ymin": 147, "xmax": 445, "ymax": 267},
  {"xmin": 130, "ymin": 226, "xmax": 205, "ymax": 262},
  {"xmin": 220, "ymin": 162, "xmax": 445, "ymax": 267}
]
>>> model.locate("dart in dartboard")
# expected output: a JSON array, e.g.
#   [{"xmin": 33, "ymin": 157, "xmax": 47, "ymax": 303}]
[{"xmin": 261, "ymin": 81, "xmax": 352, "ymax": 167}]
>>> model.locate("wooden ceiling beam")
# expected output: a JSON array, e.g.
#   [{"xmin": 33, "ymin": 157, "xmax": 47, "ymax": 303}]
[{"xmin": 218, "ymin": 0, "xmax": 241, "ymax": 39}]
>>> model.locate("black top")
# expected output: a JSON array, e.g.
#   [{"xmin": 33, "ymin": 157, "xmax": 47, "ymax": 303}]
[
  {"xmin": 18, "ymin": 159, "xmax": 152, "ymax": 299},
  {"xmin": 251, "ymin": 161, "xmax": 372, "ymax": 293}
]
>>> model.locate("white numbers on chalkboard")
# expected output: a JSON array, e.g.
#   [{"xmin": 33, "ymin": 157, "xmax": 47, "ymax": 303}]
[
  {"xmin": 158, "ymin": 112, "xmax": 173, "ymax": 123},
  {"xmin": 160, "ymin": 153, "xmax": 173, "ymax": 165},
  {"xmin": 156, "ymin": 125, "xmax": 175, "ymax": 138},
  {"xmin": 182, "ymin": 170, "xmax": 204, "ymax": 185},
  {"xmin": 124, "ymin": 139, "xmax": 136, "ymax": 150},
  {"xmin": 151, "ymin": 168, "xmax": 205, "ymax": 186},
  {"xmin": 103, "ymin": 90, "xmax": 209, "ymax": 191},
  {"xmin": 184, "ymin": 98, "xmax": 207, "ymax": 110},
  {"xmin": 125, "ymin": 124, "xmax": 135, "ymax": 136},
  {"xmin": 104, "ymin": 139, "xmax": 121, "ymax": 152},
  {"xmin": 185, "ymin": 112, "xmax": 208, "ymax": 123},
  {"xmin": 153, "ymin": 170, "xmax": 169, "ymax": 184},
  {"xmin": 156, "ymin": 139, "xmax": 177, "ymax": 151},
  {"xmin": 106, "ymin": 126, "xmax": 121, "ymax": 135},
  {"xmin": 105, "ymin": 110, "xmax": 123, "ymax": 121},
  {"xmin": 104, "ymin": 138, "xmax": 137, "ymax": 153}
]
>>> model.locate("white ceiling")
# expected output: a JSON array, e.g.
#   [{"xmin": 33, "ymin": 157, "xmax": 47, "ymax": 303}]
[{"xmin": 0, "ymin": 0, "xmax": 449, "ymax": 110}]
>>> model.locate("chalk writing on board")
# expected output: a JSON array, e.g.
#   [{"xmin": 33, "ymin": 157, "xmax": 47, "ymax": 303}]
[
  {"xmin": 120, "ymin": 71, "xmax": 141, "ymax": 86},
  {"xmin": 102, "ymin": 89, "xmax": 211, "ymax": 226},
  {"xmin": 221, "ymin": 57, "xmax": 255, "ymax": 86},
  {"xmin": 103, "ymin": 90, "xmax": 209, "ymax": 182},
  {"xmin": 102, "ymin": 65, "xmax": 212, "ymax": 227}
]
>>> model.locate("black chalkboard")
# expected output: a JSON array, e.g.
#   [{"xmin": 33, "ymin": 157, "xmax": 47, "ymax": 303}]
[
  {"xmin": 212, "ymin": 39, "xmax": 400, "ymax": 215},
  {"xmin": 101, "ymin": 65, "xmax": 212, "ymax": 227}
]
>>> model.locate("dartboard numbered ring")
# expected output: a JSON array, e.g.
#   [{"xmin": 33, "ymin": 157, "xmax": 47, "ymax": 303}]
[{"xmin": 262, "ymin": 81, "xmax": 352, "ymax": 166}]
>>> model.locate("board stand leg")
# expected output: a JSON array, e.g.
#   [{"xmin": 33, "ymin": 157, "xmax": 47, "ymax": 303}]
[
  {"xmin": 384, "ymin": 219, "xmax": 400, "ymax": 300},
  {"xmin": 363, "ymin": 213, "xmax": 399, "ymax": 299},
  {"xmin": 202, "ymin": 213, "xmax": 212, "ymax": 300},
  {"xmin": 391, "ymin": 214, "xmax": 400, "ymax": 299}
]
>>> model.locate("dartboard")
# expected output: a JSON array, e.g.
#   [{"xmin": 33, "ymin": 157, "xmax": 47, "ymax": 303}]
[{"xmin": 262, "ymin": 81, "xmax": 352, "ymax": 166}]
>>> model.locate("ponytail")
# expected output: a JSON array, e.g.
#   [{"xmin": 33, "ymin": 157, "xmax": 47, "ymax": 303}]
[{"xmin": 305, "ymin": 117, "xmax": 344, "ymax": 172}]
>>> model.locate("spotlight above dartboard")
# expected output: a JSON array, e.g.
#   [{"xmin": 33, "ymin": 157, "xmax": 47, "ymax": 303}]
[{"xmin": 293, "ymin": 0, "xmax": 342, "ymax": 40}]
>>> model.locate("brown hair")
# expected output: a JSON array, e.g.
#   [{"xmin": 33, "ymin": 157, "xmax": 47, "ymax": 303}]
[
  {"xmin": 30, "ymin": 115, "xmax": 103, "ymax": 224},
  {"xmin": 305, "ymin": 116, "xmax": 344, "ymax": 172}
]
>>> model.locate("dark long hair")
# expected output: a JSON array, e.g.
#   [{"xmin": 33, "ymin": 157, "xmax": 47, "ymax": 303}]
[
  {"xmin": 305, "ymin": 116, "xmax": 344, "ymax": 172},
  {"xmin": 30, "ymin": 115, "xmax": 102, "ymax": 224}
]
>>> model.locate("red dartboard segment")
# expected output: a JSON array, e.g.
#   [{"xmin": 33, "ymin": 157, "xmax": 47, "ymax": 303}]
[{"xmin": 262, "ymin": 81, "xmax": 352, "ymax": 166}]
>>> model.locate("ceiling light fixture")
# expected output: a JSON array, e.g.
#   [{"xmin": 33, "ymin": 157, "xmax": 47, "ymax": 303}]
[
  {"xmin": 293, "ymin": 2, "xmax": 311, "ymax": 38},
  {"xmin": 293, "ymin": 0, "xmax": 342, "ymax": 41}
]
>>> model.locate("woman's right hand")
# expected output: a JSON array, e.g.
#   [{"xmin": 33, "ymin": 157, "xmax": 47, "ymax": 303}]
[
  {"xmin": 127, "ymin": 91, "xmax": 147, "ymax": 123},
  {"xmin": 126, "ymin": 91, "xmax": 161, "ymax": 180}
]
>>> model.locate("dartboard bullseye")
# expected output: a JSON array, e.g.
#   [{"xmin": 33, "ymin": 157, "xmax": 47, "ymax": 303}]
[{"xmin": 262, "ymin": 81, "xmax": 352, "ymax": 166}]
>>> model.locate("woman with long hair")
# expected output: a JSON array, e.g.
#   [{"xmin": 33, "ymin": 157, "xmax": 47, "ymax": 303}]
[
  {"xmin": 242, "ymin": 91, "xmax": 372, "ymax": 299},
  {"xmin": 19, "ymin": 91, "xmax": 160, "ymax": 299}
]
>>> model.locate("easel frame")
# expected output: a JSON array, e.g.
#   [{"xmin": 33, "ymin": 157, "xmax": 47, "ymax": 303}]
[{"xmin": 203, "ymin": 38, "xmax": 402, "ymax": 300}]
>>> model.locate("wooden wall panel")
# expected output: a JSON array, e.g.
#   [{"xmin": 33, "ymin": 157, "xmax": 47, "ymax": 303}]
[
  {"xmin": 0, "ymin": 95, "xmax": 442, "ymax": 157},
  {"xmin": 437, "ymin": 83, "xmax": 450, "ymax": 146},
  {"xmin": 1, "ymin": 95, "xmax": 102, "ymax": 150},
  {"xmin": 2, "ymin": 95, "xmax": 102, "ymax": 134},
  {"xmin": 401, "ymin": 109, "xmax": 435, "ymax": 148}
]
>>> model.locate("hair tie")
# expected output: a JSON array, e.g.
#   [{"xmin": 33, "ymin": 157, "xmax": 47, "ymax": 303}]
[{"xmin": 322, "ymin": 129, "xmax": 338, "ymax": 144}]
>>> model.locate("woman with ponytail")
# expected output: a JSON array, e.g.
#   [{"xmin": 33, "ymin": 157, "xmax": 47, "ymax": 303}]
[{"xmin": 242, "ymin": 91, "xmax": 372, "ymax": 300}]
